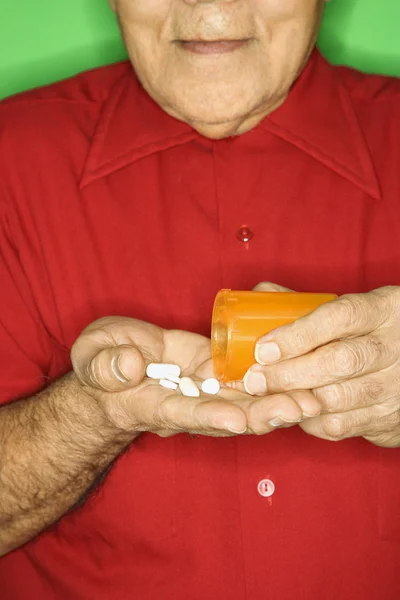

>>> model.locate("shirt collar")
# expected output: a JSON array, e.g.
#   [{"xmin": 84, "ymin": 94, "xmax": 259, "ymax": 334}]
[
  {"xmin": 81, "ymin": 65, "xmax": 198, "ymax": 189},
  {"xmin": 261, "ymin": 49, "xmax": 381, "ymax": 201},
  {"xmin": 81, "ymin": 50, "xmax": 381, "ymax": 201}
]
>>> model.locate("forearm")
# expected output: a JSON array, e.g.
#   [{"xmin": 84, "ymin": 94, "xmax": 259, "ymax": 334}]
[{"xmin": 0, "ymin": 372, "xmax": 134, "ymax": 556}]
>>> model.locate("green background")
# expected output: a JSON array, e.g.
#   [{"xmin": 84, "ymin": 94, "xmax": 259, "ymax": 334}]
[{"xmin": 1, "ymin": 0, "xmax": 399, "ymax": 100}]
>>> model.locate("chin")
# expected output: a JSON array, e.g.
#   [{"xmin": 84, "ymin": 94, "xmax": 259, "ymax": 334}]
[
  {"xmin": 178, "ymin": 108, "xmax": 259, "ymax": 140},
  {"xmin": 186, "ymin": 107, "xmax": 245, "ymax": 127},
  {"xmin": 173, "ymin": 87, "xmax": 259, "ymax": 124}
]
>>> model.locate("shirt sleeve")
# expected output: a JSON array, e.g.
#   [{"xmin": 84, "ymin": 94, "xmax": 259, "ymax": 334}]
[{"xmin": 0, "ymin": 199, "xmax": 57, "ymax": 405}]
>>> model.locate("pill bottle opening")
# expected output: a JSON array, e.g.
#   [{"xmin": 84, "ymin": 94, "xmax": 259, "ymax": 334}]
[
  {"xmin": 211, "ymin": 290, "xmax": 231, "ymax": 381},
  {"xmin": 212, "ymin": 322, "xmax": 228, "ymax": 356}
]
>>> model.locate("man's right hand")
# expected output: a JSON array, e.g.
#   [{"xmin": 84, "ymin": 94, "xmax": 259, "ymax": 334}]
[{"xmin": 71, "ymin": 316, "xmax": 249, "ymax": 437}]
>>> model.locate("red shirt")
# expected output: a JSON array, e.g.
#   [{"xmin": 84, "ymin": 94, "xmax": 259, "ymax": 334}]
[{"xmin": 0, "ymin": 50, "xmax": 399, "ymax": 599}]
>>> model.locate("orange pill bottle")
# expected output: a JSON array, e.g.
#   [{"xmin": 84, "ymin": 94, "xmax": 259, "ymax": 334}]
[{"xmin": 211, "ymin": 289, "xmax": 337, "ymax": 382}]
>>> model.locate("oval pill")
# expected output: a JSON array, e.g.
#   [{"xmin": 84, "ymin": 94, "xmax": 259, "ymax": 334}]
[
  {"xmin": 201, "ymin": 378, "xmax": 221, "ymax": 395},
  {"xmin": 146, "ymin": 363, "xmax": 181, "ymax": 380},
  {"xmin": 159, "ymin": 379, "xmax": 178, "ymax": 391},
  {"xmin": 179, "ymin": 377, "xmax": 200, "ymax": 398}
]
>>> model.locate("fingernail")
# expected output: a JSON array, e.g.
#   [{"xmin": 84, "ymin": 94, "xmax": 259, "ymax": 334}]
[
  {"xmin": 226, "ymin": 424, "xmax": 247, "ymax": 434},
  {"xmin": 255, "ymin": 342, "xmax": 281, "ymax": 365},
  {"xmin": 269, "ymin": 416, "xmax": 285, "ymax": 427},
  {"xmin": 302, "ymin": 411, "xmax": 321, "ymax": 418},
  {"xmin": 243, "ymin": 371, "xmax": 267, "ymax": 395},
  {"xmin": 111, "ymin": 354, "xmax": 130, "ymax": 383},
  {"xmin": 269, "ymin": 416, "xmax": 302, "ymax": 428}
]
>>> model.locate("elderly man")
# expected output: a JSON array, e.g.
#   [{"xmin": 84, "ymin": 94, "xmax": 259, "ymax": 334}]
[{"xmin": 0, "ymin": 0, "xmax": 399, "ymax": 598}]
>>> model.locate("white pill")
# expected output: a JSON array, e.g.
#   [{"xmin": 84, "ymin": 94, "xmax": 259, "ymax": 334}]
[
  {"xmin": 146, "ymin": 363, "xmax": 181, "ymax": 380},
  {"xmin": 201, "ymin": 378, "xmax": 221, "ymax": 395},
  {"xmin": 159, "ymin": 379, "xmax": 178, "ymax": 391},
  {"xmin": 179, "ymin": 377, "xmax": 200, "ymax": 398}
]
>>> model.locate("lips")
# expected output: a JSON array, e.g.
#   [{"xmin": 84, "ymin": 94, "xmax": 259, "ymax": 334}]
[{"xmin": 180, "ymin": 39, "xmax": 248, "ymax": 55}]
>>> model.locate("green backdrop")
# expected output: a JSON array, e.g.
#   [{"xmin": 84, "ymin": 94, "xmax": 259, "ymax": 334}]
[{"xmin": 0, "ymin": 0, "xmax": 399, "ymax": 100}]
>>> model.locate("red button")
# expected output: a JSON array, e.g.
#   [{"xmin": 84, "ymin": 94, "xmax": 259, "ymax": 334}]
[
  {"xmin": 237, "ymin": 226, "xmax": 254, "ymax": 243},
  {"xmin": 257, "ymin": 479, "xmax": 275, "ymax": 498}
]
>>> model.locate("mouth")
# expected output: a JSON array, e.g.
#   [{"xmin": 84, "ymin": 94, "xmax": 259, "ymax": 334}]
[{"xmin": 178, "ymin": 39, "xmax": 250, "ymax": 55}]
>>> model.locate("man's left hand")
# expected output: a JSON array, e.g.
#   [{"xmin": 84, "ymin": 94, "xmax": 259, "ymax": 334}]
[{"xmin": 243, "ymin": 283, "xmax": 400, "ymax": 448}]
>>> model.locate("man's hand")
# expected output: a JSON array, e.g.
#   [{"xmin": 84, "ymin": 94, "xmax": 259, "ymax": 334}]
[
  {"xmin": 72, "ymin": 316, "xmax": 249, "ymax": 437},
  {"xmin": 242, "ymin": 283, "xmax": 400, "ymax": 448}
]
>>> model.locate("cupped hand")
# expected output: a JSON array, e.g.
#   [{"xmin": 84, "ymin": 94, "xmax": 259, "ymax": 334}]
[{"xmin": 71, "ymin": 316, "xmax": 248, "ymax": 437}]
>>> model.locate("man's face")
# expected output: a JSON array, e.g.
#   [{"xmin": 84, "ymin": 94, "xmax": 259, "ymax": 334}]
[{"xmin": 109, "ymin": 0, "xmax": 326, "ymax": 138}]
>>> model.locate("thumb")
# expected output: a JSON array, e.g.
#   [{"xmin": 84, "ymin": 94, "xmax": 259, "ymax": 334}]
[
  {"xmin": 74, "ymin": 344, "xmax": 146, "ymax": 393},
  {"xmin": 253, "ymin": 281, "xmax": 294, "ymax": 293}
]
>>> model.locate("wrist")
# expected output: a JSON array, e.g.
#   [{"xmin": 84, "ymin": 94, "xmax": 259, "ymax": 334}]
[
  {"xmin": 70, "ymin": 372, "xmax": 140, "ymax": 440},
  {"xmin": 63, "ymin": 372, "xmax": 137, "ymax": 444}
]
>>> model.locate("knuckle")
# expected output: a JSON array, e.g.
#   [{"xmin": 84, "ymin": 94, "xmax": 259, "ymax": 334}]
[
  {"xmin": 366, "ymin": 335, "xmax": 385, "ymax": 357},
  {"xmin": 325, "ymin": 336, "xmax": 386, "ymax": 380},
  {"xmin": 322, "ymin": 415, "xmax": 348, "ymax": 441},
  {"xmin": 373, "ymin": 286, "xmax": 400, "ymax": 322},
  {"xmin": 316, "ymin": 384, "xmax": 345, "ymax": 411},
  {"xmin": 335, "ymin": 295, "xmax": 368, "ymax": 330},
  {"xmin": 360, "ymin": 379, "xmax": 385, "ymax": 405},
  {"xmin": 363, "ymin": 335, "xmax": 387, "ymax": 367},
  {"xmin": 328, "ymin": 342, "xmax": 364, "ymax": 378},
  {"xmin": 318, "ymin": 378, "xmax": 384, "ymax": 411}
]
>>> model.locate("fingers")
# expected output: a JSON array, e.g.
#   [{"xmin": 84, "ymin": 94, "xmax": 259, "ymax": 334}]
[
  {"xmin": 299, "ymin": 403, "xmax": 400, "ymax": 444},
  {"xmin": 217, "ymin": 385, "xmax": 321, "ymax": 433},
  {"xmin": 244, "ymin": 333, "xmax": 396, "ymax": 395},
  {"xmin": 313, "ymin": 371, "xmax": 397, "ymax": 413},
  {"xmin": 245, "ymin": 390, "xmax": 321, "ymax": 434},
  {"xmin": 74, "ymin": 344, "xmax": 146, "ymax": 392},
  {"xmin": 121, "ymin": 383, "xmax": 248, "ymax": 435},
  {"xmin": 253, "ymin": 282, "xmax": 294, "ymax": 292},
  {"xmin": 160, "ymin": 394, "xmax": 247, "ymax": 434},
  {"xmin": 225, "ymin": 379, "xmax": 321, "ymax": 416},
  {"xmin": 112, "ymin": 376, "xmax": 319, "ymax": 438},
  {"xmin": 255, "ymin": 289, "xmax": 394, "ymax": 363}
]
